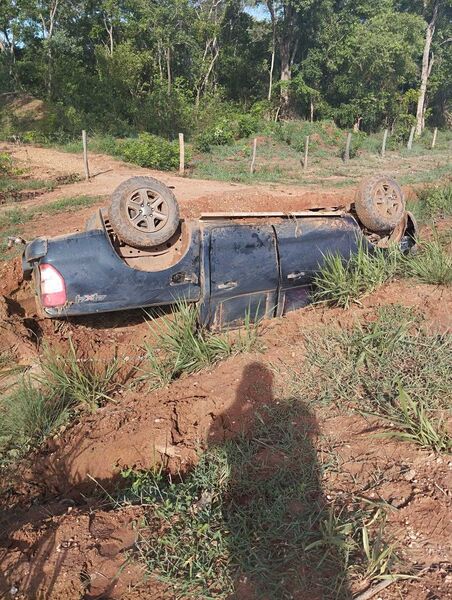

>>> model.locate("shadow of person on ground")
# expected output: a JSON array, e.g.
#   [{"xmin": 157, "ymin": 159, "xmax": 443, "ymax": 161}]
[{"xmin": 206, "ymin": 361, "xmax": 352, "ymax": 600}]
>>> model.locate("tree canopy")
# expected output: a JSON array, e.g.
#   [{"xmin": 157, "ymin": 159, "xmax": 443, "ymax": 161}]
[{"xmin": 1, "ymin": 0, "xmax": 451, "ymax": 138}]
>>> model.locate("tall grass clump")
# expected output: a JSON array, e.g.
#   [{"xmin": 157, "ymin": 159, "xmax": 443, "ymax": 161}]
[
  {"xmin": 0, "ymin": 379, "xmax": 72, "ymax": 461},
  {"xmin": 41, "ymin": 340, "xmax": 120, "ymax": 412},
  {"xmin": 403, "ymin": 239, "xmax": 452, "ymax": 285},
  {"xmin": 375, "ymin": 386, "xmax": 451, "ymax": 453},
  {"xmin": 142, "ymin": 301, "xmax": 260, "ymax": 387},
  {"xmin": 312, "ymin": 240, "xmax": 401, "ymax": 308},
  {"xmin": 410, "ymin": 184, "xmax": 452, "ymax": 222}
]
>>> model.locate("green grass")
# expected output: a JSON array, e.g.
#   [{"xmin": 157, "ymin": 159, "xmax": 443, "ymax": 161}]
[
  {"xmin": 408, "ymin": 184, "xmax": 452, "ymax": 222},
  {"xmin": 403, "ymin": 239, "xmax": 452, "ymax": 285},
  {"xmin": 0, "ymin": 195, "xmax": 100, "ymax": 228},
  {"xmin": 0, "ymin": 378, "xmax": 73, "ymax": 462},
  {"xmin": 373, "ymin": 386, "xmax": 451, "ymax": 453},
  {"xmin": 0, "ymin": 341, "xmax": 122, "ymax": 464},
  {"xmin": 0, "ymin": 195, "xmax": 101, "ymax": 261},
  {"xmin": 285, "ymin": 305, "xmax": 451, "ymax": 451},
  {"xmin": 311, "ymin": 241, "xmax": 401, "ymax": 308},
  {"xmin": 141, "ymin": 301, "xmax": 261, "ymax": 387},
  {"xmin": 40, "ymin": 341, "xmax": 120, "ymax": 412},
  {"xmin": 120, "ymin": 401, "xmax": 404, "ymax": 599}
]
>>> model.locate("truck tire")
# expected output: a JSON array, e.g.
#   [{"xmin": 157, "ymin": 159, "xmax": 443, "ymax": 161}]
[
  {"xmin": 108, "ymin": 176, "xmax": 180, "ymax": 249},
  {"xmin": 355, "ymin": 175, "xmax": 405, "ymax": 234}
]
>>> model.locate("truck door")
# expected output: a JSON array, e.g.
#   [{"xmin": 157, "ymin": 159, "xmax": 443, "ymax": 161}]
[
  {"xmin": 208, "ymin": 224, "xmax": 279, "ymax": 327},
  {"xmin": 274, "ymin": 215, "xmax": 360, "ymax": 315}
]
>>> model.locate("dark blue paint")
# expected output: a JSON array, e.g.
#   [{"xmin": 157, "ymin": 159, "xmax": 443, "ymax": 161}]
[{"xmin": 22, "ymin": 213, "xmax": 407, "ymax": 326}]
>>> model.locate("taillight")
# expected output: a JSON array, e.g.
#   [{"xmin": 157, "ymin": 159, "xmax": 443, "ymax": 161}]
[{"xmin": 39, "ymin": 264, "xmax": 67, "ymax": 307}]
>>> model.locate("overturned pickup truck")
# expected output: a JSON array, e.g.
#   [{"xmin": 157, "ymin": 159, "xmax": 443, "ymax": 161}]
[{"xmin": 22, "ymin": 175, "xmax": 417, "ymax": 327}]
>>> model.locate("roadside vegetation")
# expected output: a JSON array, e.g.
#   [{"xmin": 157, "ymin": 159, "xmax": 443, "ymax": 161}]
[
  {"xmin": 311, "ymin": 183, "xmax": 452, "ymax": 307},
  {"xmin": 287, "ymin": 305, "xmax": 451, "ymax": 453},
  {"xmin": 0, "ymin": 342, "xmax": 120, "ymax": 465},
  {"xmin": 0, "ymin": 194, "xmax": 101, "ymax": 261},
  {"xmin": 142, "ymin": 301, "xmax": 261, "ymax": 387},
  {"xmin": 121, "ymin": 401, "xmax": 405, "ymax": 599}
]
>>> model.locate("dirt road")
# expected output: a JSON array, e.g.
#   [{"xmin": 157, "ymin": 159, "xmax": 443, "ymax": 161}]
[{"xmin": 5, "ymin": 143, "xmax": 354, "ymax": 215}]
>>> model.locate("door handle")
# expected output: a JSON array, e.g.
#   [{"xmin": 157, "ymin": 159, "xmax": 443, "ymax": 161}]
[
  {"xmin": 287, "ymin": 271, "xmax": 305, "ymax": 281},
  {"xmin": 217, "ymin": 280, "xmax": 238, "ymax": 290},
  {"xmin": 171, "ymin": 272, "xmax": 198, "ymax": 285}
]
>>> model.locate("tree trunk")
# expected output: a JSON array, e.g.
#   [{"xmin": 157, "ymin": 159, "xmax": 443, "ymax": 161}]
[
  {"xmin": 415, "ymin": 2, "xmax": 439, "ymax": 136},
  {"xmin": 279, "ymin": 38, "xmax": 291, "ymax": 109},
  {"xmin": 166, "ymin": 46, "xmax": 172, "ymax": 94},
  {"xmin": 310, "ymin": 99, "xmax": 314, "ymax": 122},
  {"xmin": 268, "ymin": 21, "xmax": 276, "ymax": 101}
]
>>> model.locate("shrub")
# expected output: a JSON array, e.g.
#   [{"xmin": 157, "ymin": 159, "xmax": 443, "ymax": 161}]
[
  {"xmin": 0, "ymin": 151, "xmax": 13, "ymax": 175},
  {"xmin": 119, "ymin": 132, "xmax": 180, "ymax": 170},
  {"xmin": 195, "ymin": 119, "xmax": 236, "ymax": 152}
]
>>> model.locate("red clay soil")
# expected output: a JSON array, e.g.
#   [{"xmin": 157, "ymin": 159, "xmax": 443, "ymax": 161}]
[
  {"xmin": 1, "ymin": 257, "xmax": 451, "ymax": 598},
  {"xmin": 0, "ymin": 162, "xmax": 451, "ymax": 599}
]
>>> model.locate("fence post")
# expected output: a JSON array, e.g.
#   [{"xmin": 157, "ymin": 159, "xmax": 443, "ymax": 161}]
[
  {"xmin": 344, "ymin": 132, "xmax": 352, "ymax": 162},
  {"xmin": 303, "ymin": 135, "xmax": 309, "ymax": 171},
  {"xmin": 431, "ymin": 127, "xmax": 438, "ymax": 149},
  {"xmin": 82, "ymin": 130, "xmax": 90, "ymax": 180},
  {"xmin": 178, "ymin": 133, "xmax": 185, "ymax": 175},
  {"xmin": 381, "ymin": 129, "xmax": 388, "ymax": 158},
  {"xmin": 250, "ymin": 138, "xmax": 257, "ymax": 174},
  {"xmin": 407, "ymin": 126, "xmax": 415, "ymax": 150}
]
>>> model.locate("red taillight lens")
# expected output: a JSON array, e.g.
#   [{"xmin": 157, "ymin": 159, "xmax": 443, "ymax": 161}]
[{"xmin": 39, "ymin": 264, "xmax": 67, "ymax": 307}]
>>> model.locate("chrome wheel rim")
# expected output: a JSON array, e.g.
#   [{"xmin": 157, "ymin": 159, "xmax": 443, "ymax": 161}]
[{"xmin": 125, "ymin": 188, "xmax": 169, "ymax": 233}]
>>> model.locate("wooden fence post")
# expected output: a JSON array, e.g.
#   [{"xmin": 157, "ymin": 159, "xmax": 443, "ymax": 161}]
[
  {"xmin": 82, "ymin": 130, "xmax": 90, "ymax": 180},
  {"xmin": 179, "ymin": 133, "xmax": 185, "ymax": 175},
  {"xmin": 407, "ymin": 126, "xmax": 415, "ymax": 150},
  {"xmin": 303, "ymin": 135, "xmax": 309, "ymax": 171},
  {"xmin": 344, "ymin": 132, "xmax": 352, "ymax": 162},
  {"xmin": 381, "ymin": 129, "xmax": 388, "ymax": 158},
  {"xmin": 431, "ymin": 127, "xmax": 438, "ymax": 149},
  {"xmin": 250, "ymin": 138, "xmax": 257, "ymax": 174}
]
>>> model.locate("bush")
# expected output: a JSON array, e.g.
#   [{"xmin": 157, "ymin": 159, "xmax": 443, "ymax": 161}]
[
  {"xmin": 119, "ymin": 133, "xmax": 180, "ymax": 170},
  {"xmin": 0, "ymin": 151, "xmax": 13, "ymax": 175},
  {"xmin": 195, "ymin": 119, "xmax": 236, "ymax": 152}
]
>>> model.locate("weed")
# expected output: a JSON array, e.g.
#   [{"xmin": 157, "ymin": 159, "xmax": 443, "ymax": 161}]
[
  {"xmin": 403, "ymin": 239, "xmax": 452, "ymax": 285},
  {"xmin": 37, "ymin": 195, "xmax": 100, "ymax": 215},
  {"xmin": 121, "ymin": 401, "xmax": 402, "ymax": 598},
  {"xmin": 286, "ymin": 304, "xmax": 450, "ymax": 407},
  {"xmin": 311, "ymin": 240, "xmax": 400, "ymax": 308},
  {"xmin": 0, "ymin": 379, "xmax": 72, "ymax": 460},
  {"xmin": 142, "ymin": 301, "xmax": 260, "ymax": 387},
  {"xmin": 373, "ymin": 386, "xmax": 451, "ymax": 453},
  {"xmin": 408, "ymin": 184, "xmax": 452, "ymax": 223},
  {"xmin": 40, "ymin": 340, "xmax": 119, "ymax": 412}
]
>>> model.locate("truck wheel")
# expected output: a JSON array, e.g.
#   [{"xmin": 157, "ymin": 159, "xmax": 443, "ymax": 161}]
[
  {"xmin": 355, "ymin": 175, "xmax": 405, "ymax": 234},
  {"xmin": 108, "ymin": 176, "xmax": 180, "ymax": 249}
]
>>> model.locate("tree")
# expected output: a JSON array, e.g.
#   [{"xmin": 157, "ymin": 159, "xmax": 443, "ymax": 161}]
[{"xmin": 263, "ymin": 0, "xmax": 315, "ymax": 112}]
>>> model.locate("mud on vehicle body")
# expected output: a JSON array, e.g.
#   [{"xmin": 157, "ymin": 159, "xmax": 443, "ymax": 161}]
[{"xmin": 22, "ymin": 175, "xmax": 417, "ymax": 328}]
